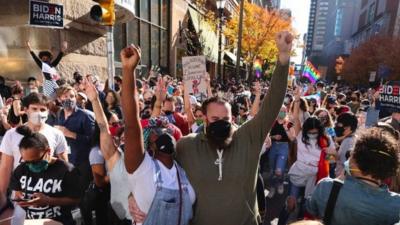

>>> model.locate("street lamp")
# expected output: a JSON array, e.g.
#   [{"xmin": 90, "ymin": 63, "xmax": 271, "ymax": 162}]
[{"xmin": 216, "ymin": 0, "xmax": 226, "ymax": 82}]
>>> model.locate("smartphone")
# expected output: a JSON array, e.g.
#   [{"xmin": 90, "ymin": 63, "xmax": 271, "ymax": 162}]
[{"xmin": 11, "ymin": 198, "xmax": 29, "ymax": 202}]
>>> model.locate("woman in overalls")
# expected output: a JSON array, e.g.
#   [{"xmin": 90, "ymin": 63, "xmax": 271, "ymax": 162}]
[{"xmin": 120, "ymin": 45, "xmax": 195, "ymax": 225}]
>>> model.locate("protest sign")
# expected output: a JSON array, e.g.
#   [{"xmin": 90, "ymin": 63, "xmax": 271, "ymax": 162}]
[
  {"xmin": 379, "ymin": 81, "xmax": 400, "ymax": 113},
  {"xmin": 29, "ymin": 0, "xmax": 63, "ymax": 29},
  {"xmin": 182, "ymin": 56, "xmax": 207, "ymax": 100}
]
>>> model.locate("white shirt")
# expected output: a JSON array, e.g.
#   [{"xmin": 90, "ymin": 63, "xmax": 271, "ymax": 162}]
[
  {"xmin": 127, "ymin": 153, "xmax": 196, "ymax": 219},
  {"xmin": 296, "ymin": 132, "xmax": 335, "ymax": 167},
  {"xmin": 0, "ymin": 124, "xmax": 68, "ymax": 169}
]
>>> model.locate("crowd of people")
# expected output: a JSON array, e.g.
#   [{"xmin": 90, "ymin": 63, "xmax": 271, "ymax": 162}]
[{"xmin": 0, "ymin": 31, "xmax": 399, "ymax": 225}]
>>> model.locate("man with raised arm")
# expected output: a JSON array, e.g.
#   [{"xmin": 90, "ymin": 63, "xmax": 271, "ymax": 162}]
[{"xmin": 175, "ymin": 31, "xmax": 293, "ymax": 225}]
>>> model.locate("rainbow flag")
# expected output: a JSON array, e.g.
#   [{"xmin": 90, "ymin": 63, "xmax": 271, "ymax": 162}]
[
  {"xmin": 254, "ymin": 59, "xmax": 263, "ymax": 78},
  {"xmin": 303, "ymin": 61, "xmax": 320, "ymax": 84}
]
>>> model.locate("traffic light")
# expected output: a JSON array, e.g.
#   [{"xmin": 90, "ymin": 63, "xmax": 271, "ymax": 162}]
[{"xmin": 90, "ymin": 0, "xmax": 115, "ymax": 26}]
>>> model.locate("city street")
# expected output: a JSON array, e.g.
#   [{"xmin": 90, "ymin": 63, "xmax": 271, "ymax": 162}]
[{"xmin": 0, "ymin": 0, "xmax": 400, "ymax": 225}]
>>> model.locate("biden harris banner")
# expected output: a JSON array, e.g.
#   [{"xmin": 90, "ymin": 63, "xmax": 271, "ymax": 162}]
[
  {"xmin": 380, "ymin": 81, "xmax": 400, "ymax": 113},
  {"xmin": 29, "ymin": 0, "xmax": 63, "ymax": 29}
]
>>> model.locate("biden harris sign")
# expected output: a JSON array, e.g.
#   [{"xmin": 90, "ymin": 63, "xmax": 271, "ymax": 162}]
[{"xmin": 29, "ymin": 0, "xmax": 63, "ymax": 29}]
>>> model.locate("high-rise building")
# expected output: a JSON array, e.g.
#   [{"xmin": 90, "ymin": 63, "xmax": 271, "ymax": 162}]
[
  {"xmin": 321, "ymin": 0, "xmax": 358, "ymax": 80},
  {"xmin": 311, "ymin": 0, "xmax": 330, "ymax": 53},
  {"xmin": 306, "ymin": 0, "xmax": 318, "ymax": 57},
  {"xmin": 351, "ymin": 0, "xmax": 400, "ymax": 48},
  {"xmin": 271, "ymin": 0, "xmax": 281, "ymax": 8}
]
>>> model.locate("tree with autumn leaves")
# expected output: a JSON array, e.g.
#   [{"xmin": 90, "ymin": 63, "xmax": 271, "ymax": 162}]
[
  {"xmin": 342, "ymin": 36, "xmax": 400, "ymax": 84},
  {"xmin": 224, "ymin": 1, "xmax": 294, "ymax": 80}
]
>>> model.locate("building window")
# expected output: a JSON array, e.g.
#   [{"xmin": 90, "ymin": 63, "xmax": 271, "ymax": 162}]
[
  {"xmin": 113, "ymin": 23, "xmax": 126, "ymax": 61},
  {"xmin": 127, "ymin": 19, "xmax": 139, "ymax": 45},
  {"xmin": 368, "ymin": 3, "xmax": 376, "ymax": 23},
  {"xmin": 114, "ymin": 0, "xmax": 170, "ymax": 75},
  {"xmin": 151, "ymin": 0, "xmax": 160, "ymax": 24},
  {"xmin": 140, "ymin": 0, "xmax": 150, "ymax": 20},
  {"xmin": 358, "ymin": 11, "xmax": 367, "ymax": 29},
  {"xmin": 361, "ymin": 0, "xmax": 368, "ymax": 8},
  {"xmin": 140, "ymin": 22, "xmax": 150, "ymax": 67},
  {"xmin": 151, "ymin": 25, "xmax": 160, "ymax": 66},
  {"xmin": 334, "ymin": 8, "xmax": 343, "ymax": 36}
]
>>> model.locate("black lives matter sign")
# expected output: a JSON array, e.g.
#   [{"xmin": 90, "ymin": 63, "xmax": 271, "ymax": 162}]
[
  {"xmin": 380, "ymin": 81, "xmax": 400, "ymax": 113},
  {"xmin": 29, "ymin": 0, "xmax": 63, "ymax": 28}
]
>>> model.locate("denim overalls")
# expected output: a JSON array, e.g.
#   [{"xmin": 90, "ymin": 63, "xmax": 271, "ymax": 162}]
[{"xmin": 142, "ymin": 159, "xmax": 193, "ymax": 225}]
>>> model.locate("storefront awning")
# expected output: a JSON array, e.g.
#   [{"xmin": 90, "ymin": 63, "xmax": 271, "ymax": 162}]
[
  {"xmin": 224, "ymin": 50, "xmax": 245, "ymax": 66},
  {"xmin": 188, "ymin": 7, "xmax": 219, "ymax": 63},
  {"xmin": 224, "ymin": 50, "xmax": 236, "ymax": 64}
]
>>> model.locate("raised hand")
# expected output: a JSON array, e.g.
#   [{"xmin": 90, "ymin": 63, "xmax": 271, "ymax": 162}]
[
  {"xmin": 120, "ymin": 44, "xmax": 141, "ymax": 70},
  {"xmin": 276, "ymin": 31, "xmax": 293, "ymax": 65},
  {"xmin": 253, "ymin": 81, "xmax": 261, "ymax": 96},
  {"xmin": 82, "ymin": 77, "xmax": 99, "ymax": 102},
  {"xmin": 205, "ymin": 72, "xmax": 211, "ymax": 87},
  {"xmin": 154, "ymin": 77, "xmax": 167, "ymax": 102},
  {"xmin": 26, "ymin": 41, "xmax": 32, "ymax": 51},
  {"xmin": 61, "ymin": 41, "xmax": 68, "ymax": 53}
]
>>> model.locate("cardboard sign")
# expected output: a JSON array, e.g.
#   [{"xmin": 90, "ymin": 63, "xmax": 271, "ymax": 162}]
[
  {"xmin": 379, "ymin": 81, "xmax": 400, "ymax": 113},
  {"xmin": 182, "ymin": 56, "xmax": 207, "ymax": 100},
  {"xmin": 29, "ymin": 0, "xmax": 63, "ymax": 29},
  {"xmin": 369, "ymin": 71, "xmax": 376, "ymax": 82}
]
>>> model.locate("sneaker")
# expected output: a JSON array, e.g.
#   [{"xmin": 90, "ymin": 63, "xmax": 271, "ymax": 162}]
[
  {"xmin": 267, "ymin": 187, "xmax": 276, "ymax": 198},
  {"xmin": 277, "ymin": 184, "xmax": 284, "ymax": 194}
]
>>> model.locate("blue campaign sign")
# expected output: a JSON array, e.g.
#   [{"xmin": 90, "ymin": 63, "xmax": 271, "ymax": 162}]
[
  {"xmin": 29, "ymin": 0, "xmax": 63, "ymax": 29},
  {"xmin": 379, "ymin": 81, "xmax": 400, "ymax": 113}
]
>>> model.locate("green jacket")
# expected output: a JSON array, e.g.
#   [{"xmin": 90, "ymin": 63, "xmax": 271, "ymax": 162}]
[{"xmin": 176, "ymin": 62, "xmax": 289, "ymax": 225}]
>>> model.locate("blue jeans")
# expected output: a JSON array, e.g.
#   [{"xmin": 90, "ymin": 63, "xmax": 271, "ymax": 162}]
[{"xmin": 268, "ymin": 142, "xmax": 289, "ymax": 187}]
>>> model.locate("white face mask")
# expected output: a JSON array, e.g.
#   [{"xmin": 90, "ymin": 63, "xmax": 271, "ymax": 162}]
[{"xmin": 28, "ymin": 111, "xmax": 48, "ymax": 125}]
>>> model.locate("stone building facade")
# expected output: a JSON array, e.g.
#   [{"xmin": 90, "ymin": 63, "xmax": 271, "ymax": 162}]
[{"xmin": 0, "ymin": 0, "xmax": 136, "ymax": 83}]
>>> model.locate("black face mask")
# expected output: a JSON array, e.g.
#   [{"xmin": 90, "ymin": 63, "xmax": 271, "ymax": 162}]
[
  {"xmin": 319, "ymin": 117, "xmax": 328, "ymax": 126},
  {"xmin": 155, "ymin": 133, "xmax": 176, "ymax": 155},
  {"xmin": 164, "ymin": 111, "xmax": 173, "ymax": 116},
  {"xmin": 114, "ymin": 83, "xmax": 120, "ymax": 92},
  {"xmin": 144, "ymin": 100, "xmax": 152, "ymax": 106},
  {"xmin": 334, "ymin": 126, "xmax": 344, "ymax": 137},
  {"xmin": 206, "ymin": 120, "xmax": 232, "ymax": 141},
  {"xmin": 141, "ymin": 110, "xmax": 151, "ymax": 119}
]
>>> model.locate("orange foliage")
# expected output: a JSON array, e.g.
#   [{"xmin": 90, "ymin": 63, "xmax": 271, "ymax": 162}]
[
  {"xmin": 343, "ymin": 36, "xmax": 400, "ymax": 84},
  {"xmin": 224, "ymin": 2, "xmax": 294, "ymax": 64}
]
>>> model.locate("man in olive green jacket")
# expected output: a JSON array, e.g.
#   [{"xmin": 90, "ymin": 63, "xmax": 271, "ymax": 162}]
[{"xmin": 176, "ymin": 31, "xmax": 293, "ymax": 225}]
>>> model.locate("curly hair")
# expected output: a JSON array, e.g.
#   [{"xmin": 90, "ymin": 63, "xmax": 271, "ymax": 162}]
[{"xmin": 352, "ymin": 127, "xmax": 399, "ymax": 180}]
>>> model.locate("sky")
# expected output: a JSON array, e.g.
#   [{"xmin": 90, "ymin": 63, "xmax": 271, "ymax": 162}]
[{"xmin": 280, "ymin": 0, "xmax": 311, "ymax": 64}]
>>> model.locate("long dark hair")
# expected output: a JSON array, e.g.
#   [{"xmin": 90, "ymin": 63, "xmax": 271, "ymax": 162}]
[
  {"xmin": 301, "ymin": 116, "xmax": 329, "ymax": 148},
  {"xmin": 105, "ymin": 90, "xmax": 121, "ymax": 108}
]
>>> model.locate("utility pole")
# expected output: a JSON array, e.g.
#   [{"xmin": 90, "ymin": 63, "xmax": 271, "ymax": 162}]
[
  {"xmin": 236, "ymin": 0, "xmax": 245, "ymax": 81},
  {"xmin": 90, "ymin": 0, "xmax": 115, "ymax": 90},
  {"xmin": 106, "ymin": 26, "xmax": 115, "ymax": 90}
]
